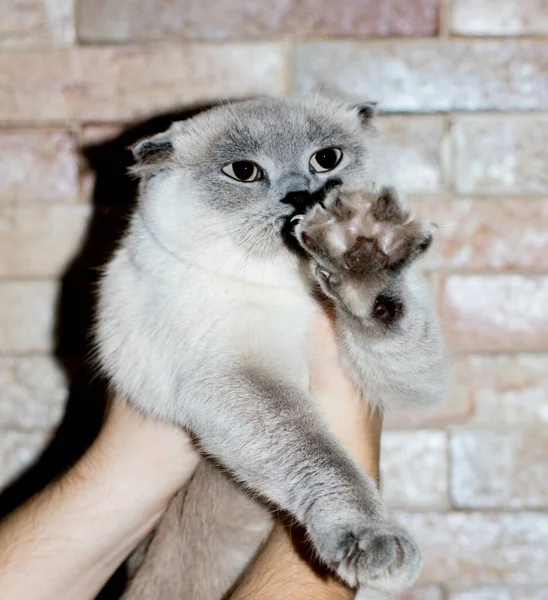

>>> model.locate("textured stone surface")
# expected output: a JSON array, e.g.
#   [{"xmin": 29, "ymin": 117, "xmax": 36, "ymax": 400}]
[
  {"xmin": 0, "ymin": 130, "xmax": 78, "ymax": 204},
  {"xmin": 0, "ymin": 429, "xmax": 51, "ymax": 490},
  {"xmin": 377, "ymin": 116, "xmax": 448, "ymax": 193},
  {"xmin": 358, "ymin": 586, "xmax": 443, "ymax": 600},
  {"xmin": 0, "ymin": 44, "xmax": 287, "ymax": 122},
  {"xmin": 0, "ymin": 205, "xmax": 91, "ymax": 276},
  {"xmin": 452, "ymin": 0, "xmax": 548, "ymax": 36},
  {"xmin": 451, "ymin": 430, "xmax": 548, "ymax": 509},
  {"xmin": 410, "ymin": 198, "xmax": 548, "ymax": 272},
  {"xmin": 448, "ymin": 587, "xmax": 548, "ymax": 600},
  {"xmin": 395, "ymin": 511, "xmax": 548, "ymax": 584},
  {"xmin": 294, "ymin": 40, "xmax": 548, "ymax": 112},
  {"xmin": 381, "ymin": 431, "xmax": 448, "ymax": 509},
  {"xmin": 0, "ymin": 357, "xmax": 67, "ymax": 429},
  {"xmin": 1, "ymin": 0, "xmax": 75, "ymax": 48},
  {"xmin": 441, "ymin": 275, "xmax": 548, "ymax": 351},
  {"xmin": 454, "ymin": 117, "xmax": 548, "ymax": 195},
  {"xmin": 0, "ymin": 281, "xmax": 58, "ymax": 353},
  {"xmin": 453, "ymin": 354, "xmax": 548, "ymax": 426},
  {"xmin": 78, "ymin": 0, "xmax": 440, "ymax": 42}
]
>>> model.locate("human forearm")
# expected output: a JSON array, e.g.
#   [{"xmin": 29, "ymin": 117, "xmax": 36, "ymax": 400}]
[{"xmin": 0, "ymin": 400, "xmax": 198, "ymax": 600}]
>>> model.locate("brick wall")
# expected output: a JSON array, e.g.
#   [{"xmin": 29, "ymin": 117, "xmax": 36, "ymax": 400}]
[{"xmin": 1, "ymin": 1, "xmax": 548, "ymax": 597}]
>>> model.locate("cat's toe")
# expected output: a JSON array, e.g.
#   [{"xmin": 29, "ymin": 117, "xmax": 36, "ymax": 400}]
[{"xmin": 320, "ymin": 521, "xmax": 422, "ymax": 593}]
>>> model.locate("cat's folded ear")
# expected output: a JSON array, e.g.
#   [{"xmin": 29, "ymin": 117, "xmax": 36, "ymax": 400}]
[
  {"xmin": 355, "ymin": 101, "xmax": 378, "ymax": 126},
  {"xmin": 129, "ymin": 122, "xmax": 183, "ymax": 177}
]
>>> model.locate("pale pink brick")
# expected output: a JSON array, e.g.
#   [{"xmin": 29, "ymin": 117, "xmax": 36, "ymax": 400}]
[
  {"xmin": 294, "ymin": 40, "xmax": 548, "ymax": 112},
  {"xmin": 448, "ymin": 587, "xmax": 548, "ymax": 600},
  {"xmin": 78, "ymin": 0, "xmax": 440, "ymax": 42},
  {"xmin": 410, "ymin": 197, "xmax": 548, "ymax": 272},
  {"xmin": 377, "ymin": 116, "xmax": 448, "ymax": 194},
  {"xmin": 0, "ymin": 281, "xmax": 58, "ymax": 353},
  {"xmin": 0, "ymin": 357, "xmax": 67, "ymax": 430},
  {"xmin": 1, "ymin": 0, "xmax": 75, "ymax": 48},
  {"xmin": 381, "ymin": 431, "xmax": 448, "ymax": 509},
  {"xmin": 0, "ymin": 205, "xmax": 91, "ymax": 277},
  {"xmin": 451, "ymin": 429, "xmax": 548, "ymax": 509},
  {"xmin": 0, "ymin": 429, "xmax": 51, "ymax": 490},
  {"xmin": 453, "ymin": 116, "xmax": 548, "ymax": 195},
  {"xmin": 394, "ymin": 511, "xmax": 548, "ymax": 584},
  {"xmin": 451, "ymin": 0, "xmax": 548, "ymax": 36},
  {"xmin": 0, "ymin": 44, "xmax": 287, "ymax": 123},
  {"xmin": 0, "ymin": 130, "xmax": 78, "ymax": 204},
  {"xmin": 441, "ymin": 275, "xmax": 548, "ymax": 351},
  {"xmin": 453, "ymin": 354, "xmax": 548, "ymax": 426}
]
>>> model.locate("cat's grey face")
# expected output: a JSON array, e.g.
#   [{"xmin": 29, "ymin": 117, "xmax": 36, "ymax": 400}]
[{"xmin": 132, "ymin": 96, "xmax": 380, "ymax": 257}]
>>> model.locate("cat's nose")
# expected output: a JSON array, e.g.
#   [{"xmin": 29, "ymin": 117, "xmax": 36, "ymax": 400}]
[{"xmin": 280, "ymin": 189, "xmax": 315, "ymax": 211}]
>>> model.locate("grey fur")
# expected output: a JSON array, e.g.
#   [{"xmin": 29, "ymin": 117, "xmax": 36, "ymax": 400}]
[{"xmin": 94, "ymin": 96, "xmax": 449, "ymax": 598}]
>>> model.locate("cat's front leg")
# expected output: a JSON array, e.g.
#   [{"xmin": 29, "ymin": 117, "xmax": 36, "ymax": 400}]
[
  {"xmin": 295, "ymin": 185, "xmax": 450, "ymax": 409},
  {"xmin": 188, "ymin": 367, "xmax": 421, "ymax": 593}
]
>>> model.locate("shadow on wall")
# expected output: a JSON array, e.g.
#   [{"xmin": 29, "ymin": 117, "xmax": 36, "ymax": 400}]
[{"xmin": 0, "ymin": 100, "xmax": 229, "ymax": 599}]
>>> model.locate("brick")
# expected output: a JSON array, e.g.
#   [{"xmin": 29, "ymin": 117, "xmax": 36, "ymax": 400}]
[
  {"xmin": 448, "ymin": 587, "xmax": 548, "ymax": 600},
  {"xmin": 293, "ymin": 40, "xmax": 548, "ymax": 112},
  {"xmin": 78, "ymin": 0, "xmax": 439, "ymax": 42},
  {"xmin": 394, "ymin": 511, "xmax": 548, "ymax": 584},
  {"xmin": 441, "ymin": 275, "xmax": 548, "ymax": 351},
  {"xmin": 0, "ymin": 44, "xmax": 287, "ymax": 123},
  {"xmin": 0, "ymin": 357, "xmax": 66, "ymax": 429},
  {"xmin": 0, "ymin": 281, "xmax": 58, "ymax": 353},
  {"xmin": 377, "ymin": 116, "xmax": 448, "ymax": 194},
  {"xmin": 0, "ymin": 429, "xmax": 51, "ymax": 490},
  {"xmin": 0, "ymin": 205, "xmax": 91, "ymax": 277},
  {"xmin": 453, "ymin": 354, "xmax": 548, "ymax": 426},
  {"xmin": 0, "ymin": 0, "xmax": 75, "ymax": 48},
  {"xmin": 451, "ymin": 0, "xmax": 548, "ymax": 36},
  {"xmin": 454, "ymin": 117, "xmax": 548, "ymax": 195},
  {"xmin": 409, "ymin": 198, "xmax": 548, "ymax": 272},
  {"xmin": 451, "ymin": 430, "xmax": 548, "ymax": 509},
  {"xmin": 381, "ymin": 431, "xmax": 448, "ymax": 509},
  {"xmin": 357, "ymin": 586, "xmax": 443, "ymax": 600},
  {"xmin": 0, "ymin": 130, "xmax": 78, "ymax": 204}
]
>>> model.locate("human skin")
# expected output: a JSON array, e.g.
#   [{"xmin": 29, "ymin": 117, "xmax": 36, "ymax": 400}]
[{"xmin": 0, "ymin": 311, "xmax": 381, "ymax": 600}]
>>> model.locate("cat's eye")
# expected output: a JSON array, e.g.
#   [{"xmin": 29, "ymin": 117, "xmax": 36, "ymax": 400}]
[
  {"xmin": 310, "ymin": 148, "xmax": 342, "ymax": 173},
  {"xmin": 222, "ymin": 160, "xmax": 263, "ymax": 182}
]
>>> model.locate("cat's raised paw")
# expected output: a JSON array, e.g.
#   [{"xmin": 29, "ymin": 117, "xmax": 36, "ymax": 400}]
[{"xmin": 295, "ymin": 186, "xmax": 433, "ymax": 278}]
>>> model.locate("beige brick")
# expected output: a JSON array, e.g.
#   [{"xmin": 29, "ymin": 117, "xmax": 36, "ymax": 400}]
[
  {"xmin": 453, "ymin": 354, "xmax": 548, "ymax": 426},
  {"xmin": 1, "ymin": 0, "xmax": 75, "ymax": 48},
  {"xmin": 78, "ymin": 0, "xmax": 440, "ymax": 42},
  {"xmin": 448, "ymin": 587, "xmax": 548, "ymax": 600},
  {"xmin": 454, "ymin": 117, "xmax": 548, "ymax": 195},
  {"xmin": 394, "ymin": 511, "xmax": 548, "ymax": 584},
  {"xmin": 0, "ymin": 357, "xmax": 66, "ymax": 429},
  {"xmin": 0, "ymin": 429, "xmax": 51, "ymax": 490},
  {"xmin": 377, "ymin": 116, "xmax": 448, "ymax": 194},
  {"xmin": 381, "ymin": 431, "xmax": 448, "ymax": 509},
  {"xmin": 0, "ymin": 281, "xmax": 58, "ymax": 353},
  {"xmin": 0, "ymin": 44, "xmax": 287, "ymax": 123},
  {"xmin": 451, "ymin": 430, "xmax": 548, "ymax": 509},
  {"xmin": 0, "ymin": 205, "xmax": 91, "ymax": 277},
  {"xmin": 358, "ymin": 586, "xmax": 443, "ymax": 600},
  {"xmin": 0, "ymin": 130, "xmax": 78, "ymax": 204},
  {"xmin": 452, "ymin": 0, "xmax": 548, "ymax": 36},
  {"xmin": 441, "ymin": 275, "xmax": 548, "ymax": 351},
  {"xmin": 293, "ymin": 40, "xmax": 548, "ymax": 112},
  {"xmin": 410, "ymin": 198, "xmax": 548, "ymax": 272}
]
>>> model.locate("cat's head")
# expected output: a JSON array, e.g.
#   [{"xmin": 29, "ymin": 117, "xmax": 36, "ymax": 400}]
[{"xmin": 131, "ymin": 96, "xmax": 383, "ymax": 261}]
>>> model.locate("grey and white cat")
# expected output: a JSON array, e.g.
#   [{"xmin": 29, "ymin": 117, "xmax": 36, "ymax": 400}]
[{"xmin": 95, "ymin": 96, "xmax": 449, "ymax": 598}]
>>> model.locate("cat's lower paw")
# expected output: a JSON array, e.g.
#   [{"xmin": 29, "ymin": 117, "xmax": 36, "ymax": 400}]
[
  {"xmin": 315, "ymin": 520, "xmax": 422, "ymax": 593},
  {"xmin": 295, "ymin": 186, "xmax": 433, "ymax": 277}
]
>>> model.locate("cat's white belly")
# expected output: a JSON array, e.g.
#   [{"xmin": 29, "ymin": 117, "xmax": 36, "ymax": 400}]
[{"xmin": 97, "ymin": 238, "xmax": 315, "ymax": 422}]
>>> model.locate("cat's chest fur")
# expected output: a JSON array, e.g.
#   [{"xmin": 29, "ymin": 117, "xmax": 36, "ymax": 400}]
[{"xmin": 97, "ymin": 218, "xmax": 315, "ymax": 421}]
